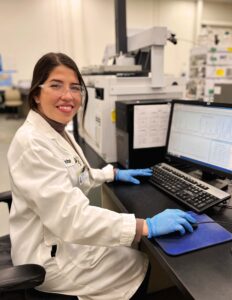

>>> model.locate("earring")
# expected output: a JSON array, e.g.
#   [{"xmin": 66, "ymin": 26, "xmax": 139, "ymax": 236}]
[{"xmin": 35, "ymin": 97, "xmax": 40, "ymax": 104}]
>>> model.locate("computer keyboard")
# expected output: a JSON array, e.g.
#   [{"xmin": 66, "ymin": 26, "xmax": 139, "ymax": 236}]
[{"xmin": 149, "ymin": 163, "xmax": 231, "ymax": 213}]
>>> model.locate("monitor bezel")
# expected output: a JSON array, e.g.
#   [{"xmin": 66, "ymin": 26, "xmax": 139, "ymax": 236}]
[{"xmin": 165, "ymin": 99, "xmax": 232, "ymax": 180}]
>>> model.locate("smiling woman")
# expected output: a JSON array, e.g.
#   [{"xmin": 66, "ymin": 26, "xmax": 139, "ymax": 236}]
[{"xmin": 7, "ymin": 52, "xmax": 195, "ymax": 300}]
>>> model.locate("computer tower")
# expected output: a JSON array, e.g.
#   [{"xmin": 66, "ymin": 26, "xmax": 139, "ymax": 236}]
[{"xmin": 116, "ymin": 99, "xmax": 171, "ymax": 169}]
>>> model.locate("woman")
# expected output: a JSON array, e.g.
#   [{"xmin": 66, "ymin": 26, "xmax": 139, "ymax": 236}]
[{"xmin": 7, "ymin": 53, "xmax": 196, "ymax": 300}]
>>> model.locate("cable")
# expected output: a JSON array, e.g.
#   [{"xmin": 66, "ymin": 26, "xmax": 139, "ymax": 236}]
[
  {"xmin": 216, "ymin": 204, "xmax": 232, "ymax": 209},
  {"xmin": 197, "ymin": 221, "xmax": 232, "ymax": 226}
]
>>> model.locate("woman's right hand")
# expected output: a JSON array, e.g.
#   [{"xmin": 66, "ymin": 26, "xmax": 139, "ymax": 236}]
[{"xmin": 145, "ymin": 209, "xmax": 196, "ymax": 238}]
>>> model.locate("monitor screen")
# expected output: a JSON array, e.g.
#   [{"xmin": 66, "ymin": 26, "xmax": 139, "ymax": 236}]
[{"xmin": 166, "ymin": 100, "xmax": 232, "ymax": 179}]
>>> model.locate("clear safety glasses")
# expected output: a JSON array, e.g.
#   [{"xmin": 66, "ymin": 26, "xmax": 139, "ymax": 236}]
[{"xmin": 39, "ymin": 81, "xmax": 85, "ymax": 98}]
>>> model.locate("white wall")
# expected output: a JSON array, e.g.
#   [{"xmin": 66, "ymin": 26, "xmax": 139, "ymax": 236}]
[
  {"xmin": 1, "ymin": 0, "xmax": 232, "ymax": 83},
  {"xmin": 152, "ymin": 0, "xmax": 196, "ymax": 77},
  {"xmin": 203, "ymin": 1, "xmax": 232, "ymax": 22},
  {"xmin": 0, "ymin": 0, "xmax": 83, "ymax": 83}
]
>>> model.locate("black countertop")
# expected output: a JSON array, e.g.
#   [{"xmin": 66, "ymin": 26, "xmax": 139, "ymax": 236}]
[{"xmin": 76, "ymin": 134, "xmax": 232, "ymax": 300}]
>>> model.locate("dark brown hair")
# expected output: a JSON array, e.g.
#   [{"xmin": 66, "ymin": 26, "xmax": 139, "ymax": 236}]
[{"xmin": 28, "ymin": 52, "xmax": 88, "ymax": 118}]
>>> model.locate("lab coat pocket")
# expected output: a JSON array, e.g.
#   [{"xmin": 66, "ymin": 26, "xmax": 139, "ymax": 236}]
[
  {"xmin": 63, "ymin": 243, "xmax": 94, "ymax": 269},
  {"xmin": 38, "ymin": 242, "xmax": 58, "ymax": 269},
  {"xmin": 54, "ymin": 243, "xmax": 96, "ymax": 285},
  {"xmin": 37, "ymin": 243, "xmax": 65, "ymax": 288}
]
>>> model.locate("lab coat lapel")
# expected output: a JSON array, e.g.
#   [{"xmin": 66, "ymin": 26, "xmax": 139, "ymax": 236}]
[
  {"xmin": 53, "ymin": 131, "xmax": 78, "ymax": 157},
  {"xmin": 27, "ymin": 110, "xmax": 90, "ymax": 166},
  {"xmin": 27, "ymin": 110, "xmax": 75, "ymax": 155}
]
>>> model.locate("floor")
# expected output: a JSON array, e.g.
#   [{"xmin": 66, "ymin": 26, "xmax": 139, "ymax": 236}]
[
  {"xmin": 0, "ymin": 114, "xmax": 24, "ymax": 235},
  {"xmin": 0, "ymin": 115, "xmax": 24, "ymax": 190}
]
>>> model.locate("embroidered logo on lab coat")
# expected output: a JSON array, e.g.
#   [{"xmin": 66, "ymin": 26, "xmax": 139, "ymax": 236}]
[
  {"xmin": 64, "ymin": 159, "xmax": 72, "ymax": 165},
  {"xmin": 64, "ymin": 156, "xmax": 83, "ymax": 167}
]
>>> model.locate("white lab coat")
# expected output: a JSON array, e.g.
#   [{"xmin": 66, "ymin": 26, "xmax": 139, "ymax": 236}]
[{"xmin": 7, "ymin": 110, "xmax": 148, "ymax": 300}]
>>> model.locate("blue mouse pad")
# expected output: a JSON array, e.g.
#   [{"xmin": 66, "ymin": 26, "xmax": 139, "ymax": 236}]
[{"xmin": 154, "ymin": 211, "xmax": 232, "ymax": 256}]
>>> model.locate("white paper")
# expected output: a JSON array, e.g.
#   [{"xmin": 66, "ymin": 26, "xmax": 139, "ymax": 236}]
[
  {"xmin": 214, "ymin": 86, "xmax": 221, "ymax": 95},
  {"xmin": 133, "ymin": 104, "xmax": 171, "ymax": 149}
]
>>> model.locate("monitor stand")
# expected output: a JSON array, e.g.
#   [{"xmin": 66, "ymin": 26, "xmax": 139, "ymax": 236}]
[{"xmin": 189, "ymin": 170, "xmax": 229, "ymax": 191}]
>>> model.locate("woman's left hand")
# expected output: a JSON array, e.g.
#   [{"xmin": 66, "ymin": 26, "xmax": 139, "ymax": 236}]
[{"xmin": 115, "ymin": 168, "xmax": 152, "ymax": 184}]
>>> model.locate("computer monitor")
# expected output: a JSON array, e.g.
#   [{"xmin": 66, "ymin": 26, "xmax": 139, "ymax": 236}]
[{"xmin": 166, "ymin": 100, "xmax": 232, "ymax": 181}]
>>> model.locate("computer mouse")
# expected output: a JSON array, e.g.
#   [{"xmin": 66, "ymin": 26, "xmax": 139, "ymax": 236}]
[
  {"xmin": 191, "ymin": 223, "xmax": 198, "ymax": 230},
  {"xmin": 161, "ymin": 224, "xmax": 198, "ymax": 239}
]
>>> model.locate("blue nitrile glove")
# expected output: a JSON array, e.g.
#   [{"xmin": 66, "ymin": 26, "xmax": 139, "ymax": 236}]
[
  {"xmin": 146, "ymin": 209, "xmax": 196, "ymax": 238},
  {"xmin": 115, "ymin": 168, "xmax": 152, "ymax": 185}
]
